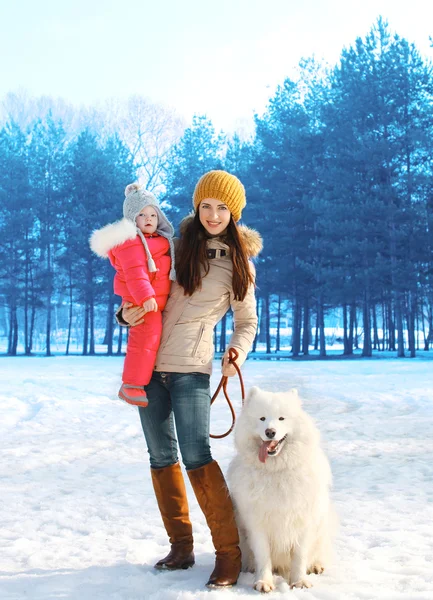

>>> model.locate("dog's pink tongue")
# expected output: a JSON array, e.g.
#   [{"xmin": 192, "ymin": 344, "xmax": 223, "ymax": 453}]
[{"xmin": 258, "ymin": 440, "xmax": 278, "ymax": 463}]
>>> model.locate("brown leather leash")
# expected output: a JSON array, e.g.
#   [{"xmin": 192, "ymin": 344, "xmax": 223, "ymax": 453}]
[{"xmin": 210, "ymin": 347, "xmax": 245, "ymax": 439}]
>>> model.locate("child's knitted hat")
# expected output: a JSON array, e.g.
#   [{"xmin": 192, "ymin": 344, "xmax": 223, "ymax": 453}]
[
  {"xmin": 123, "ymin": 183, "xmax": 176, "ymax": 280},
  {"xmin": 192, "ymin": 170, "xmax": 246, "ymax": 222}
]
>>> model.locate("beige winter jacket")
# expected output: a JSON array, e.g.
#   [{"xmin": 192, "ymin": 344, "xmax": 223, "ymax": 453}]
[{"xmin": 153, "ymin": 219, "xmax": 262, "ymax": 375}]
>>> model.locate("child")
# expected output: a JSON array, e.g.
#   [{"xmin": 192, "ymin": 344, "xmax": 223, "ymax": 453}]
[{"xmin": 90, "ymin": 183, "xmax": 176, "ymax": 407}]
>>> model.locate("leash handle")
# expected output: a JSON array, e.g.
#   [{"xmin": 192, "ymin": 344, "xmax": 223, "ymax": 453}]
[{"xmin": 210, "ymin": 348, "xmax": 245, "ymax": 439}]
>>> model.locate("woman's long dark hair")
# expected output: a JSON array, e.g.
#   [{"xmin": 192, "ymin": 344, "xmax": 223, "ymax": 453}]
[{"xmin": 176, "ymin": 211, "xmax": 254, "ymax": 301}]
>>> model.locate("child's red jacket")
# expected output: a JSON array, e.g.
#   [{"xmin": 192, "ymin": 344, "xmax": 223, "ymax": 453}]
[
  {"xmin": 108, "ymin": 234, "xmax": 171, "ymax": 310},
  {"xmin": 90, "ymin": 218, "xmax": 172, "ymax": 385}
]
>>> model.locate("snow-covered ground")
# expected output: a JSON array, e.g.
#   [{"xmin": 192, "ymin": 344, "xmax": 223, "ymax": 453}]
[{"xmin": 2, "ymin": 356, "xmax": 433, "ymax": 599}]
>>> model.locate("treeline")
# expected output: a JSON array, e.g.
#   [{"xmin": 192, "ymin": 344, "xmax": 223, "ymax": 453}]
[{"xmin": 1, "ymin": 19, "xmax": 433, "ymax": 357}]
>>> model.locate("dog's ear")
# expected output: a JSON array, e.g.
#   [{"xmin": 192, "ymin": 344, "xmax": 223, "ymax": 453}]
[
  {"xmin": 289, "ymin": 388, "xmax": 302, "ymax": 406},
  {"xmin": 245, "ymin": 386, "xmax": 260, "ymax": 403}
]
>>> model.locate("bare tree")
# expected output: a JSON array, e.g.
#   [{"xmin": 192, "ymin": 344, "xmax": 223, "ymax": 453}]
[
  {"xmin": 106, "ymin": 95, "xmax": 184, "ymax": 192},
  {"xmin": 1, "ymin": 90, "xmax": 76, "ymax": 134}
]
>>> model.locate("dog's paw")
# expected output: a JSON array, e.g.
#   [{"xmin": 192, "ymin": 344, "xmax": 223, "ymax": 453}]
[
  {"xmin": 290, "ymin": 579, "xmax": 312, "ymax": 589},
  {"xmin": 254, "ymin": 579, "xmax": 275, "ymax": 593},
  {"xmin": 307, "ymin": 563, "xmax": 325, "ymax": 575}
]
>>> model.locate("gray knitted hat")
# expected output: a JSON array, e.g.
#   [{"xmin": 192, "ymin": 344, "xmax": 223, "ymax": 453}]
[{"xmin": 123, "ymin": 183, "xmax": 176, "ymax": 280}]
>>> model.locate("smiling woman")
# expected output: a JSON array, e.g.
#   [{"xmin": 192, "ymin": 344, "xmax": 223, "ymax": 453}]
[
  {"xmin": 121, "ymin": 169, "xmax": 262, "ymax": 589},
  {"xmin": 199, "ymin": 199, "xmax": 231, "ymax": 236}
]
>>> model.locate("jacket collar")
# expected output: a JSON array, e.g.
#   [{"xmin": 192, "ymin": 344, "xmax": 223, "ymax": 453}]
[{"xmin": 179, "ymin": 213, "xmax": 262, "ymax": 258}]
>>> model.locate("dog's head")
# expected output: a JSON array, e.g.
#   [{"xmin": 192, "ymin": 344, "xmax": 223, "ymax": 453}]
[{"xmin": 234, "ymin": 386, "xmax": 318, "ymax": 468}]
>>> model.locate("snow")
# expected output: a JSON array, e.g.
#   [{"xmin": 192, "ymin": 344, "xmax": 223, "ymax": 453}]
[{"xmin": 2, "ymin": 356, "xmax": 433, "ymax": 599}]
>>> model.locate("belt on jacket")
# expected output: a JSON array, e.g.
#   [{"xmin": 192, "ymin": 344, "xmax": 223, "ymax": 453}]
[{"xmin": 207, "ymin": 249, "xmax": 227, "ymax": 259}]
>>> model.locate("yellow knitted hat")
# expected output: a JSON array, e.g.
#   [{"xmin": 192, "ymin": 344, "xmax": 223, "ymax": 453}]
[{"xmin": 193, "ymin": 170, "xmax": 246, "ymax": 222}]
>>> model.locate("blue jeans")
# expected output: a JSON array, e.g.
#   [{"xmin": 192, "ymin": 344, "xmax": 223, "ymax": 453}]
[{"xmin": 138, "ymin": 371, "xmax": 213, "ymax": 470}]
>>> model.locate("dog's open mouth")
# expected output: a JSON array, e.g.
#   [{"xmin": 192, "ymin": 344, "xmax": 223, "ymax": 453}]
[{"xmin": 258, "ymin": 435, "xmax": 287, "ymax": 463}]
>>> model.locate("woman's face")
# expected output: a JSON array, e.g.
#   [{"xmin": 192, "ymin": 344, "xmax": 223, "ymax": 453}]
[{"xmin": 199, "ymin": 198, "xmax": 231, "ymax": 236}]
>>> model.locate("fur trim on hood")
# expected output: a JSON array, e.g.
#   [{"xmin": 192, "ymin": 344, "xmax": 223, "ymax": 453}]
[
  {"xmin": 90, "ymin": 217, "xmax": 177, "ymax": 280},
  {"xmin": 89, "ymin": 218, "xmax": 138, "ymax": 258},
  {"xmin": 179, "ymin": 214, "xmax": 263, "ymax": 258},
  {"xmin": 237, "ymin": 224, "xmax": 263, "ymax": 258}
]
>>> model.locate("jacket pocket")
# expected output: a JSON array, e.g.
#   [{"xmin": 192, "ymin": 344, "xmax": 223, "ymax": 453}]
[{"xmin": 191, "ymin": 323, "xmax": 205, "ymax": 357}]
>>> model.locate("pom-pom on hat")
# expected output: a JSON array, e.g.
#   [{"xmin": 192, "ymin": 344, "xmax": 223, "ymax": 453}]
[
  {"xmin": 192, "ymin": 170, "xmax": 246, "ymax": 222},
  {"xmin": 123, "ymin": 183, "xmax": 162, "ymax": 224},
  {"xmin": 123, "ymin": 183, "xmax": 176, "ymax": 280}
]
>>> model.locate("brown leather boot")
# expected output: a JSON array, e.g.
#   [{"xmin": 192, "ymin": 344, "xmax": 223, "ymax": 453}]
[
  {"xmin": 151, "ymin": 463, "xmax": 195, "ymax": 570},
  {"xmin": 187, "ymin": 460, "xmax": 241, "ymax": 588}
]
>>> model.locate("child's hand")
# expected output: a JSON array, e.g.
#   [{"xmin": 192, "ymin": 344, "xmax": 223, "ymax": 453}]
[{"xmin": 143, "ymin": 297, "xmax": 158, "ymax": 313}]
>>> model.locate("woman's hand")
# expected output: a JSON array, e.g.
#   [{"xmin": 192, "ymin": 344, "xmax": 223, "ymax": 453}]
[
  {"xmin": 122, "ymin": 301, "xmax": 147, "ymax": 326},
  {"xmin": 221, "ymin": 352, "xmax": 237, "ymax": 377}
]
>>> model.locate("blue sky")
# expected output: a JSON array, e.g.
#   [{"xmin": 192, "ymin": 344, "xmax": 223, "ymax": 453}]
[{"xmin": 1, "ymin": 0, "xmax": 432, "ymax": 132}]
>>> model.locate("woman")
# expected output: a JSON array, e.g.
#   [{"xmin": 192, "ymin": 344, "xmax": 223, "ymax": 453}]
[{"xmin": 121, "ymin": 170, "xmax": 262, "ymax": 588}]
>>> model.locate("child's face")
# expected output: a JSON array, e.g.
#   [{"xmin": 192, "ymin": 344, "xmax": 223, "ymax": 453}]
[
  {"xmin": 199, "ymin": 198, "xmax": 231, "ymax": 236},
  {"xmin": 136, "ymin": 205, "xmax": 158, "ymax": 234}
]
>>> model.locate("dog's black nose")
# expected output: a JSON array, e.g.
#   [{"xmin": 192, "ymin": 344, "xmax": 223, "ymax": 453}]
[{"xmin": 265, "ymin": 428, "xmax": 276, "ymax": 439}]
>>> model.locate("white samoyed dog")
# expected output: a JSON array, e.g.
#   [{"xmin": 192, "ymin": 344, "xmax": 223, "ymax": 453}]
[{"xmin": 227, "ymin": 386, "xmax": 335, "ymax": 592}]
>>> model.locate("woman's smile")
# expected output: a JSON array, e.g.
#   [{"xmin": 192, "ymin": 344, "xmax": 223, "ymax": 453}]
[{"xmin": 199, "ymin": 198, "xmax": 231, "ymax": 235}]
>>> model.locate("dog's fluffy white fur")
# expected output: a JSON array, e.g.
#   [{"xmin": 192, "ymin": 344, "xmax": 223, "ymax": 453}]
[{"xmin": 227, "ymin": 386, "xmax": 335, "ymax": 592}]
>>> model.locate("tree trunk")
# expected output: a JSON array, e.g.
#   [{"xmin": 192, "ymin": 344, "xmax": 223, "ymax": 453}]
[
  {"xmin": 362, "ymin": 293, "xmax": 372, "ymax": 357},
  {"xmin": 252, "ymin": 298, "xmax": 261, "ymax": 352},
  {"xmin": 258, "ymin": 296, "xmax": 267, "ymax": 344},
  {"xmin": 275, "ymin": 295, "xmax": 281, "ymax": 352},
  {"xmin": 354, "ymin": 308, "xmax": 359, "ymax": 350},
  {"xmin": 45, "ymin": 239, "xmax": 52, "ymax": 357},
  {"xmin": 24, "ymin": 240, "xmax": 30, "ymax": 355},
  {"xmin": 252, "ymin": 332, "xmax": 258, "ymax": 353},
  {"xmin": 427, "ymin": 301, "xmax": 433, "ymax": 350},
  {"xmin": 314, "ymin": 306, "xmax": 319, "ymax": 351},
  {"xmin": 116, "ymin": 324, "xmax": 123, "ymax": 355},
  {"xmin": 347, "ymin": 303, "xmax": 355, "ymax": 355},
  {"xmin": 421, "ymin": 301, "xmax": 429, "ymax": 351},
  {"xmin": 302, "ymin": 297, "xmax": 309, "ymax": 355},
  {"xmin": 12, "ymin": 306, "xmax": 18, "ymax": 356},
  {"xmin": 265, "ymin": 294, "xmax": 271, "ymax": 354},
  {"xmin": 89, "ymin": 296, "xmax": 95, "ymax": 355},
  {"xmin": 66, "ymin": 269, "xmax": 73, "ymax": 356},
  {"xmin": 318, "ymin": 298, "xmax": 326, "ymax": 357},
  {"xmin": 83, "ymin": 303, "xmax": 89, "ymax": 355},
  {"xmin": 219, "ymin": 313, "xmax": 227, "ymax": 353},
  {"xmin": 387, "ymin": 300, "xmax": 395, "ymax": 351},
  {"xmin": 46, "ymin": 289, "xmax": 52, "ymax": 356},
  {"xmin": 291, "ymin": 297, "xmax": 301, "ymax": 357},
  {"xmin": 105, "ymin": 294, "xmax": 115, "ymax": 356},
  {"xmin": 343, "ymin": 303, "xmax": 350, "ymax": 355},
  {"xmin": 29, "ymin": 301, "xmax": 36, "ymax": 354},
  {"xmin": 406, "ymin": 293, "xmax": 416, "ymax": 358},
  {"xmin": 7, "ymin": 305, "xmax": 12, "ymax": 355},
  {"xmin": 395, "ymin": 294, "xmax": 405, "ymax": 357},
  {"xmin": 8, "ymin": 303, "xmax": 18, "ymax": 356},
  {"xmin": 372, "ymin": 305, "xmax": 379, "ymax": 351}
]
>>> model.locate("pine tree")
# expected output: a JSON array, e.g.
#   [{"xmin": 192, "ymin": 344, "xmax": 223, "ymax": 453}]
[
  {"xmin": 162, "ymin": 115, "xmax": 224, "ymax": 228},
  {"xmin": 0, "ymin": 122, "xmax": 31, "ymax": 355},
  {"xmin": 28, "ymin": 112, "xmax": 67, "ymax": 356}
]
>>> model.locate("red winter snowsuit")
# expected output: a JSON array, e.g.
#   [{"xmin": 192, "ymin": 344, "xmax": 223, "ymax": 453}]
[{"xmin": 108, "ymin": 234, "xmax": 171, "ymax": 386}]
